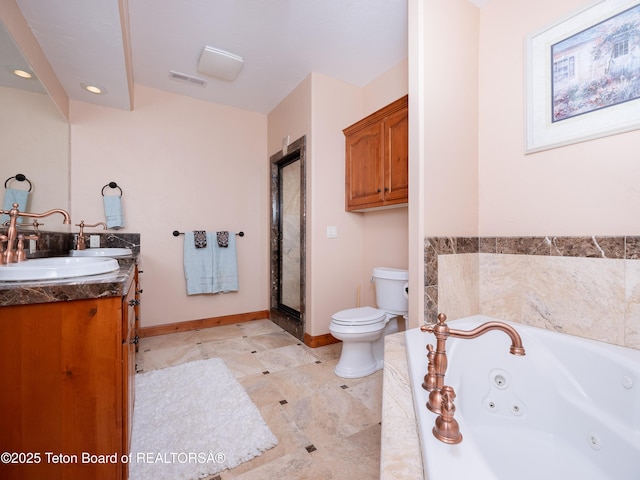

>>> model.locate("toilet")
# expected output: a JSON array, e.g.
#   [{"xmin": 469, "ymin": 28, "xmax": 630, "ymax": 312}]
[{"xmin": 329, "ymin": 267, "xmax": 409, "ymax": 378}]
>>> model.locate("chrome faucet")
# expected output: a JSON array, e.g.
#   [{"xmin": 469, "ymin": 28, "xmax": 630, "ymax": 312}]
[
  {"xmin": 74, "ymin": 220, "xmax": 107, "ymax": 250},
  {"xmin": 420, "ymin": 313, "xmax": 526, "ymax": 444},
  {"xmin": 0, "ymin": 203, "xmax": 71, "ymax": 264}
]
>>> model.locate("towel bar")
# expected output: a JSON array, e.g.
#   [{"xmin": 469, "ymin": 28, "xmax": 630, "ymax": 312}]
[{"xmin": 173, "ymin": 230, "xmax": 244, "ymax": 237}]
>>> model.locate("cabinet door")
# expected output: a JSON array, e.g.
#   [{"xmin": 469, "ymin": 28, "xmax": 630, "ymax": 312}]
[
  {"xmin": 345, "ymin": 121, "xmax": 384, "ymax": 210},
  {"xmin": 0, "ymin": 298, "xmax": 123, "ymax": 480},
  {"xmin": 383, "ymin": 105, "xmax": 409, "ymax": 203}
]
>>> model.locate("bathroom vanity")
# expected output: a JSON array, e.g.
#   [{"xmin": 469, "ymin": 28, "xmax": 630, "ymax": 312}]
[{"xmin": 0, "ymin": 258, "xmax": 139, "ymax": 480}]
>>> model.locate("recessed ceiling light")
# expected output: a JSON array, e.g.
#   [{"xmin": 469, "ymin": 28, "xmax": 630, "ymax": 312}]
[
  {"xmin": 81, "ymin": 82, "xmax": 107, "ymax": 95},
  {"xmin": 6, "ymin": 65, "xmax": 34, "ymax": 79}
]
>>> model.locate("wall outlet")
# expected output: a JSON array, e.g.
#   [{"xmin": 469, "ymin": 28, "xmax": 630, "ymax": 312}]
[
  {"xmin": 327, "ymin": 226, "xmax": 338, "ymax": 238},
  {"xmin": 89, "ymin": 235, "xmax": 101, "ymax": 248}
]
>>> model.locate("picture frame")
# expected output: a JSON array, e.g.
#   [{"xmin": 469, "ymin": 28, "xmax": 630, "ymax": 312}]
[{"xmin": 525, "ymin": 0, "xmax": 640, "ymax": 153}]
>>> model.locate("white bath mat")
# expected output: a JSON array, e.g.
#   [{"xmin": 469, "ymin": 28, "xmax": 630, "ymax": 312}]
[{"xmin": 129, "ymin": 358, "xmax": 278, "ymax": 480}]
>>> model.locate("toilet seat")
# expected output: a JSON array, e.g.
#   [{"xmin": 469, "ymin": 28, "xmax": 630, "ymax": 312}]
[{"xmin": 331, "ymin": 306, "xmax": 387, "ymax": 326}]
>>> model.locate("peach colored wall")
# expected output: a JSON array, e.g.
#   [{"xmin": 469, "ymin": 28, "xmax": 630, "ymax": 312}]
[
  {"xmin": 363, "ymin": 59, "xmax": 409, "ymax": 114},
  {"xmin": 0, "ymin": 0, "xmax": 68, "ymax": 120},
  {"xmin": 478, "ymin": 0, "xmax": 640, "ymax": 236},
  {"xmin": 267, "ymin": 75, "xmax": 312, "ymax": 157},
  {"xmin": 70, "ymin": 85, "xmax": 269, "ymax": 327},
  {"xmin": 405, "ymin": 0, "xmax": 479, "ymax": 329},
  {"xmin": 308, "ymin": 73, "xmax": 365, "ymax": 336},
  {"xmin": 0, "ymin": 86, "xmax": 69, "ymax": 224},
  {"xmin": 267, "ymin": 66, "xmax": 409, "ymax": 337},
  {"xmin": 269, "ymin": 74, "xmax": 364, "ymax": 337},
  {"xmin": 422, "ymin": 0, "xmax": 479, "ymax": 238},
  {"xmin": 360, "ymin": 60, "xmax": 409, "ymax": 308}
]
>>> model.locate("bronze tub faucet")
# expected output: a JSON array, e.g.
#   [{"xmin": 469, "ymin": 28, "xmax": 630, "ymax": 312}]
[{"xmin": 420, "ymin": 313, "xmax": 526, "ymax": 444}]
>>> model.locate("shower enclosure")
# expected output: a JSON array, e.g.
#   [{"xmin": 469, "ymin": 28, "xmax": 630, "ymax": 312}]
[{"xmin": 270, "ymin": 136, "xmax": 306, "ymax": 340}]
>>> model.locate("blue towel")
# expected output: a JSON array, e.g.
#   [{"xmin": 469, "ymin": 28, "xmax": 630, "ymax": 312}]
[
  {"xmin": 1, "ymin": 188, "xmax": 29, "ymax": 224},
  {"xmin": 183, "ymin": 231, "xmax": 239, "ymax": 295},
  {"xmin": 212, "ymin": 233, "xmax": 239, "ymax": 293},
  {"xmin": 184, "ymin": 231, "xmax": 215, "ymax": 295},
  {"xmin": 103, "ymin": 195, "xmax": 124, "ymax": 229}
]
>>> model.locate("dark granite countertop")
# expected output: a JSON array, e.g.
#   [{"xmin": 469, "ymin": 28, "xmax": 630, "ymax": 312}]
[{"xmin": 0, "ymin": 256, "xmax": 138, "ymax": 307}]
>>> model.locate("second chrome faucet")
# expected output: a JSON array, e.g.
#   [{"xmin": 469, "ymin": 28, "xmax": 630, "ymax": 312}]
[{"xmin": 420, "ymin": 313, "xmax": 526, "ymax": 444}]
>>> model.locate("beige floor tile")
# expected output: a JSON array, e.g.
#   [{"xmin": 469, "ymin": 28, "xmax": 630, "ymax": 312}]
[
  {"xmin": 135, "ymin": 319, "xmax": 381, "ymax": 480},
  {"xmin": 139, "ymin": 329, "xmax": 201, "ymax": 351},
  {"xmin": 253, "ymin": 344, "xmax": 320, "ymax": 373},
  {"xmin": 212, "ymin": 351, "xmax": 267, "ymax": 378},
  {"xmin": 138, "ymin": 344, "xmax": 204, "ymax": 371},
  {"xmin": 238, "ymin": 319, "xmax": 284, "ymax": 336},
  {"xmin": 195, "ymin": 324, "xmax": 245, "ymax": 342},
  {"xmin": 247, "ymin": 331, "xmax": 302, "ymax": 350},
  {"xmin": 199, "ymin": 336, "xmax": 262, "ymax": 357}
]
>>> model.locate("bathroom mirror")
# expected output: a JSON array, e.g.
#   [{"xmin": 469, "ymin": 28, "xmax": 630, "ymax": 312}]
[
  {"xmin": 0, "ymin": 21, "xmax": 70, "ymax": 229},
  {"xmin": 270, "ymin": 136, "xmax": 306, "ymax": 340}
]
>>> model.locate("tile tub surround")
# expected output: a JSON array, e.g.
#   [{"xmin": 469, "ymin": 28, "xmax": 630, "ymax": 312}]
[
  {"xmin": 425, "ymin": 236, "xmax": 640, "ymax": 349},
  {"xmin": 380, "ymin": 332, "xmax": 423, "ymax": 480}
]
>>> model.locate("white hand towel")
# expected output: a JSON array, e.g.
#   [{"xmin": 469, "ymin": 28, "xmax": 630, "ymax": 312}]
[
  {"xmin": 1, "ymin": 188, "xmax": 29, "ymax": 224},
  {"xmin": 103, "ymin": 195, "xmax": 124, "ymax": 229}
]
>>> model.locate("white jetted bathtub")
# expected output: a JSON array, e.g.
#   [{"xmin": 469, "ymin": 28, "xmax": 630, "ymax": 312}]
[{"xmin": 406, "ymin": 315, "xmax": 640, "ymax": 480}]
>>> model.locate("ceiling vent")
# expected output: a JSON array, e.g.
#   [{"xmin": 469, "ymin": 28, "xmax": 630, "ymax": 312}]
[
  {"xmin": 169, "ymin": 71, "xmax": 208, "ymax": 87},
  {"xmin": 197, "ymin": 46, "xmax": 244, "ymax": 81}
]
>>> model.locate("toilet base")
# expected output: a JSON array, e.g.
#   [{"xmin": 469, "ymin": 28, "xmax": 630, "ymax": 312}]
[
  {"xmin": 334, "ymin": 339, "xmax": 382, "ymax": 379},
  {"xmin": 331, "ymin": 318, "xmax": 400, "ymax": 379}
]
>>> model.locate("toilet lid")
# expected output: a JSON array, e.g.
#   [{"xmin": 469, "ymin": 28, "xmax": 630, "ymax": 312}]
[{"xmin": 331, "ymin": 306, "xmax": 386, "ymax": 326}]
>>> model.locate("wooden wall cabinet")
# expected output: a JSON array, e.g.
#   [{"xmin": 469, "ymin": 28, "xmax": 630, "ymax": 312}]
[
  {"xmin": 344, "ymin": 95, "xmax": 408, "ymax": 212},
  {"xmin": 0, "ymin": 270, "xmax": 138, "ymax": 480}
]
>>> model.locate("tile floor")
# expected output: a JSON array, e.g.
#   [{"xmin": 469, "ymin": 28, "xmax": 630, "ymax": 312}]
[{"xmin": 135, "ymin": 319, "xmax": 383, "ymax": 479}]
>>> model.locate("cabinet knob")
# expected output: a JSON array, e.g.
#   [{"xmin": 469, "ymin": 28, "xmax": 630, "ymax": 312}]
[
  {"xmin": 128, "ymin": 299, "xmax": 140, "ymax": 306},
  {"xmin": 130, "ymin": 335, "xmax": 139, "ymax": 345},
  {"xmin": 384, "ymin": 187, "xmax": 389, "ymax": 192},
  {"xmin": 136, "ymin": 289, "xmax": 143, "ymax": 294},
  {"xmin": 377, "ymin": 189, "xmax": 381, "ymax": 193}
]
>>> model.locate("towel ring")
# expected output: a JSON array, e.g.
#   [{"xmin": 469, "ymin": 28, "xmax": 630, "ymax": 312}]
[
  {"xmin": 4, "ymin": 174, "xmax": 33, "ymax": 192},
  {"xmin": 102, "ymin": 181, "xmax": 123, "ymax": 197}
]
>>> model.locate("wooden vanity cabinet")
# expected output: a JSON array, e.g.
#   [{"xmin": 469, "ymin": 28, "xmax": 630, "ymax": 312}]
[
  {"xmin": 0, "ymin": 271, "xmax": 137, "ymax": 480},
  {"xmin": 344, "ymin": 95, "xmax": 408, "ymax": 212}
]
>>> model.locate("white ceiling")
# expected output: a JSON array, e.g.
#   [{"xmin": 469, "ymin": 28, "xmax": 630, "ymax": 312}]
[{"xmin": 11, "ymin": 0, "xmax": 487, "ymax": 115}]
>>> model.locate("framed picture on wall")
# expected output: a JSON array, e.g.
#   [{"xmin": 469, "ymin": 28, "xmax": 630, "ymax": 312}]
[{"xmin": 525, "ymin": 0, "xmax": 640, "ymax": 153}]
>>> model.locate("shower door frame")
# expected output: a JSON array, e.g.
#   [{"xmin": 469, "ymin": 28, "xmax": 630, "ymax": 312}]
[{"xmin": 270, "ymin": 136, "xmax": 306, "ymax": 340}]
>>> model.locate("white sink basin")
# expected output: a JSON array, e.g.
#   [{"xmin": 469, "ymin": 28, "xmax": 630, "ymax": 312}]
[
  {"xmin": 0, "ymin": 257, "xmax": 120, "ymax": 281},
  {"xmin": 69, "ymin": 247, "xmax": 132, "ymax": 257}
]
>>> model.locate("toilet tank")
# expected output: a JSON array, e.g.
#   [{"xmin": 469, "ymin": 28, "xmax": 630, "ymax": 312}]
[{"xmin": 372, "ymin": 267, "xmax": 409, "ymax": 315}]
